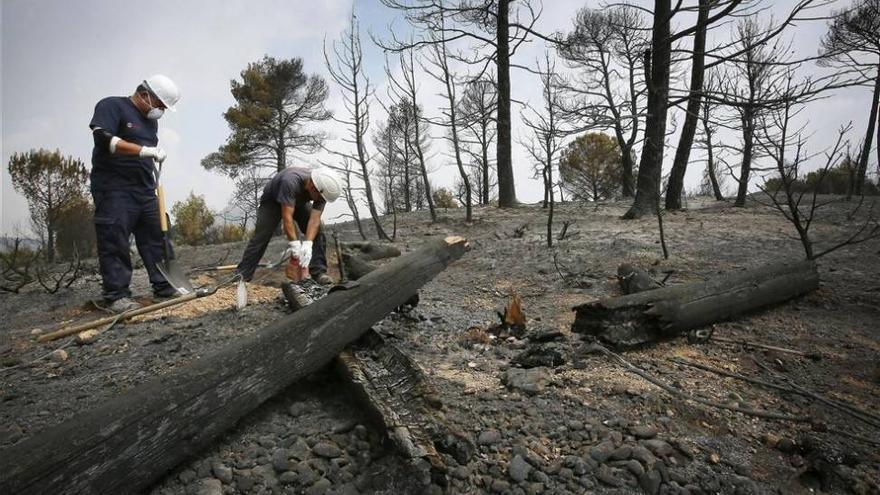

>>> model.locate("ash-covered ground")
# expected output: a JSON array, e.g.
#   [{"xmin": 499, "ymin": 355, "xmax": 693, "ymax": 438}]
[{"xmin": 2, "ymin": 197, "xmax": 879, "ymax": 494}]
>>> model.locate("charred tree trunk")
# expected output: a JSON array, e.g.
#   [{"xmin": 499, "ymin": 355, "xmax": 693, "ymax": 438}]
[
  {"xmin": 666, "ymin": 0, "xmax": 710, "ymax": 210},
  {"xmin": 624, "ymin": 0, "xmax": 672, "ymax": 219},
  {"xmin": 0, "ymin": 237, "xmax": 468, "ymax": 495},
  {"xmin": 496, "ymin": 0, "xmax": 517, "ymax": 207},
  {"xmin": 617, "ymin": 263, "xmax": 662, "ymax": 294},
  {"xmin": 734, "ymin": 113, "xmax": 755, "ymax": 207},
  {"xmin": 573, "ymin": 260, "xmax": 818, "ymax": 348},
  {"xmin": 342, "ymin": 241, "xmax": 401, "ymax": 261},
  {"xmin": 854, "ymin": 69, "xmax": 880, "ymax": 197}
]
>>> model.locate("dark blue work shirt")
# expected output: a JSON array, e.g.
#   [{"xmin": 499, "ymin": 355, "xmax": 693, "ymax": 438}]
[
  {"xmin": 261, "ymin": 167, "xmax": 326, "ymax": 211},
  {"xmin": 89, "ymin": 96, "xmax": 158, "ymax": 192}
]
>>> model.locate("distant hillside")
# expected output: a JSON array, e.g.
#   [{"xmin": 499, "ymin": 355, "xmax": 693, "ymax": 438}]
[{"xmin": 0, "ymin": 237, "xmax": 41, "ymax": 253}]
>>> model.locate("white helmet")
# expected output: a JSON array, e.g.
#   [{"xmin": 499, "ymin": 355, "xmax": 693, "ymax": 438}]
[
  {"xmin": 311, "ymin": 169, "xmax": 343, "ymax": 202},
  {"xmin": 143, "ymin": 74, "xmax": 180, "ymax": 111}
]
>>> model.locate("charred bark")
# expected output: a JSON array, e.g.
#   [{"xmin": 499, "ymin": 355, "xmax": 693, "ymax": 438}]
[
  {"xmin": 573, "ymin": 261, "xmax": 818, "ymax": 348},
  {"xmin": 0, "ymin": 237, "xmax": 468, "ymax": 495}
]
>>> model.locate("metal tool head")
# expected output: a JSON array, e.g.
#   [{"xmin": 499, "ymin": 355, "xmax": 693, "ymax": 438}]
[{"xmin": 157, "ymin": 259, "xmax": 194, "ymax": 295}]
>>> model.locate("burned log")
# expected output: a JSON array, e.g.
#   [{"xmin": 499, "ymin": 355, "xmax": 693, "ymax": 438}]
[
  {"xmin": 573, "ymin": 261, "xmax": 819, "ymax": 348},
  {"xmin": 342, "ymin": 241, "xmax": 402, "ymax": 261},
  {"xmin": 336, "ymin": 331, "xmax": 474, "ymax": 486},
  {"xmin": 0, "ymin": 236, "xmax": 468, "ymax": 495},
  {"xmin": 343, "ymin": 252, "xmax": 379, "ymax": 281}
]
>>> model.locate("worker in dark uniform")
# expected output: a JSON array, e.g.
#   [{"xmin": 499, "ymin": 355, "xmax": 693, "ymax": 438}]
[
  {"xmin": 236, "ymin": 167, "xmax": 342, "ymax": 285},
  {"xmin": 89, "ymin": 74, "xmax": 181, "ymax": 312}
]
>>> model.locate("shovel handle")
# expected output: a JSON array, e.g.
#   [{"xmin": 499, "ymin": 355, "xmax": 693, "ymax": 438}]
[{"xmin": 157, "ymin": 185, "xmax": 169, "ymax": 233}]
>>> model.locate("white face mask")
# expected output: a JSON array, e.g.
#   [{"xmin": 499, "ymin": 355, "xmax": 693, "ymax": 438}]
[{"xmin": 139, "ymin": 92, "xmax": 165, "ymax": 120}]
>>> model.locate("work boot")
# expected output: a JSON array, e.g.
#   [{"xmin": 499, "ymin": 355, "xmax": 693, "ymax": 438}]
[
  {"xmin": 153, "ymin": 286, "xmax": 179, "ymax": 299},
  {"xmin": 109, "ymin": 297, "xmax": 141, "ymax": 313},
  {"xmin": 313, "ymin": 272, "xmax": 334, "ymax": 286}
]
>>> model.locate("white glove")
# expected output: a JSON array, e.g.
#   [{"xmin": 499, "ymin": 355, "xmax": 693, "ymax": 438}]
[
  {"xmin": 285, "ymin": 240, "xmax": 302, "ymax": 261},
  {"xmin": 298, "ymin": 240, "xmax": 313, "ymax": 267},
  {"xmin": 139, "ymin": 146, "xmax": 167, "ymax": 163}
]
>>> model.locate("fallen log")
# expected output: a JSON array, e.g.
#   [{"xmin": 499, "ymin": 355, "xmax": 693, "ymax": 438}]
[
  {"xmin": 336, "ymin": 331, "xmax": 474, "ymax": 486},
  {"xmin": 343, "ymin": 252, "xmax": 379, "ymax": 281},
  {"xmin": 342, "ymin": 241, "xmax": 402, "ymax": 261},
  {"xmin": 0, "ymin": 236, "xmax": 468, "ymax": 495},
  {"xmin": 572, "ymin": 261, "xmax": 819, "ymax": 348}
]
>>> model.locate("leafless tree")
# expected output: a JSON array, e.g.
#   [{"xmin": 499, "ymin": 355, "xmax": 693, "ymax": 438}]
[
  {"xmin": 385, "ymin": 49, "xmax": 436, "ymax": 221},
  {"xmin": 820, "ymin": 0, "xmax": 880, "ymax": 198},
  {"xmin": 521, "ymin": 53, "xmax": 568, "ymax": 248},
  {"xmin": 378, "ymin": 0, "xmax": 558, "ymax": 207},
  {"xmin": 0, "ymin": 238, "xmax": 39, "ymax": 293},
  {"xmin": 423, "ymin": 26, "xmax": 474, "ymax": 222},
  {"xmin": 755, "ymin": 74, "xmax": 879, "ymax": 259},
  {"xmin": 459, "ymin": 78, "xmax": 497, "ymax": 205},
  {"xmin": 324, "ymin": 157, "xmax": 368, "ymax": 241},
  {"xmin": 324, "ymin": 12, "xmax": 390, "ymax": 240},
  {"xmin": 229, "ymin": 168, "xmax": 268, "ymax": 230},
  {"xmin": 558, "ymin": 4, "xmax": 648, "ymax": 198},
  {"xmin": 696, "ymin": 71, "xmax": 726, "ymax": 200}
]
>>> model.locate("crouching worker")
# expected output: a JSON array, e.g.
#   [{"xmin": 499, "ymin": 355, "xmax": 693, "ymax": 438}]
[{"xmin": 236, "ymin": 167, "xmax": 342, "ymax": 285}]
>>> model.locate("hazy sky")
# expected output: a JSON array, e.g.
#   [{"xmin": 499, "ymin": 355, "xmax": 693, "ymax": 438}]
[{"xmin": 0, "ymin": 0, "xmax": 872, "ymax": 235}]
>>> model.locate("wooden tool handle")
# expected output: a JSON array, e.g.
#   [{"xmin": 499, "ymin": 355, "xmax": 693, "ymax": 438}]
[{"xmin": 157, "ymin": 186, "xmax": 169, "ymax": 232}]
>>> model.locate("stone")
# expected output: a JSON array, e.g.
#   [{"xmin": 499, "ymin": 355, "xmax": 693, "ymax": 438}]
[
  {"xmin": 195, "ymin": 478, "xmax": 222, "ymax": 495},
  {"xmin": 644, "ymin": 439, "xmax": 674, "ymax": 457},
  {"xmin": 313, "ymin": 441, "xmax": 343, "ymax": 458},
  {"xmin": 212, "ymin": 463, "xmax": 233, "ymax": 484},
  {"xmin": 595, "ymin": 465, "xmax": 622, "ymax": 487},
  {"xmin": 296, "ymin": 462, "xmax": 318, "ymax": 485},
  {"xmin": 611, "ymin": 446, "xmax": 633, "ymax": 461},
  {"xmin": 290, "ymin": 437, "xmax": 311, "ymax": 460},
  {"xmin": 625, "ymin": 459, "xmax": 645, "ymax": 477},
  {"xmin": 50, "ymin": 349, "xmax": 69, "ymax": 362},
  {"xmin": 502, "ymin": 367, "xmax": 551, "ymax": 396},
  {"xmin": 491, "ymin": 478, "xmax": 511, "ymax": 493},
  {"xmin": 776, "ymin": 437, "xmax": 796, "ymax": 454},
  {"xmin": 509, "ymin": 455, "xmax": 532, "ymax": 482},
  {"xmin": 272, "ymin": 449, "xmax": 290, "ymax": 472},
  {"xmin": 630, "ymin": 425, "xmax": 658, "ymax": 439},
  {"xmin": 590, "ymin": 441, "xmax": 616, "ymax": 463},
  {"xmin": 76, "ymin": 330, "xmax": 99, "ymax": 345},
  {"xmin": 278, "ymin": 471, "xmax": 298, "ymax": 485},
  {"xmin": 178, "ymin": 469, "xmax": 197, "ymax": 484},
  {"xmin": 631, "ymin": 446, "xmax": 656, "ymax": 467},
  {"xmin": 307, "ymin": 477, "xmax": 332, "ymax": 495},
  {"xmin": 235, "ymin": 470, "xmax": 255, "ymax": 491},
  {"xmin": 451, "ymin": 466, "xmax": 470, "ymax": 480},
  {"xmin": 288, "ymin": 402, "xmax": 308, "ymax": 417},
  {"xmin": 639, "ymin": 469, "xmax": 663, "ymax": 495},
  {"xmin": 478, "ymin": 430, "xmax": 503, "ymax": 446}
]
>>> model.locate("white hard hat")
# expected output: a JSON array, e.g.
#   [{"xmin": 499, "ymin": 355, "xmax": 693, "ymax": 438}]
[
  {"xmin": 143, "ymin": 74, "xmax": 180, "ymax": 111},
  {"xmin": 311, "ymin": 168, "xmax": 343, "ymax": 202}
]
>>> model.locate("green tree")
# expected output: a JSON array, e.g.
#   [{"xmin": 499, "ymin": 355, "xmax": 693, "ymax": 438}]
[
  {"xmin": 171, "ymin": 193, "xmax": 215, "ymax": 246},
  {"xmin": 202, "ymin": 56, "xmax": 332, "ymax": 178},
  {"xmin": 8, "ymin": 149, "xmax": 88, "ymax": 262},
  {"xmin": 559, "ymin": 133, "xmax": 623, "ymax": 202}
]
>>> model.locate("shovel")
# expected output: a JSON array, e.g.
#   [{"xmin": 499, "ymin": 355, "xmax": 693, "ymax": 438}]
[{"xmin": 154, "ymin": 161, "xmax": 193, "ymax": 294}]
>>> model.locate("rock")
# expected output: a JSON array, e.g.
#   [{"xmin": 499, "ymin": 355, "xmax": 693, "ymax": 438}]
[
  {"xmin": 491, "ymin": 478, "xmax": 511, "ymax": 493},
  {"xmin": 30, "ymin": 328, "xmax": 43, "ymax": 336},
  {"xmin": 272, "ymin": 449, "xmax": 290, "ymax": 472},
  {"xmin": 590, "ymin": 441, "xmax": 616, "ymax": 463},
  {"xmin": 639, "ymin": 468, "xmax": 663, "ymax": 495},
  {"xmin": 509, "ymin": 455, "xmax": 532, "ymax": 482},
  {"xmin": 611, "ymin": 446, "xmax": 633, "ymax": 461},
  {"xmin": 643, "ymin": 439, "xmax": 674, "ymax": 457},
  {"xmin": 709, "ymin": 452, "xmax": 721, "ymax": 464},
  {"xmin": 595, "ymin": 465, "xmax": 623, "ymax": 487},
  {"xmin": 353, "ymin": 424, "xmax": 368, "ymax": 440},
  {"xmin": 178, "ymin": 469, "xmax": 197, "ymax": 484},
  {"xmin": 631, "ymin": 425, "xmax": 658, "ymax": 440},
  {"xmin": 502, "ymin": 367, "xmax": 550, "ymax": 395},
  {"xmin": 313, "ymin": 441, "xmax": 342, "ymax": 458},
  {"xmin": 631, "ymin": 446, "xmax": 656, "ymax": 467},
  {"xmin": 195, "ymin": 478, "xmax": 223, "ymax": 495},
  {"xmin": 278, "ymin": 471, "xmax": 298, "ymax": 485},
  {"xmin": 776, "ymin": 437, "xmax": 796, "ymax": 454},
  {"xmin": 761, "ymin": 433, "xmax": 780, "ymax": 447},
  {"xmin": 236, "ymin": 470, "xmax": 255, "ymax": 491},
  {"xmin": 296, "ymin": 462, "xmax": 318, "ymax": 486},
  {"xmin": 306, "ymin": 477, "xmax": 332, "ymax": 495},
  {"xmin": 478, "ymin": 430, "xmax": 503, "ymax": 446},
  {"xmin": 76, "ymin": 329, "xmax": 99, "ymax": 345},
  {"xmin": 288, "ymin": 402, "xmax": 308, "ymax": 417},
  {"xmin": 511, "ymin": 344, "xmax": 566, "ymax": 368},
  {"xmin": 290, "ymin": 437, "xmax": 311, "ymax": 460},
  {"xmin": 625, "ymin": 459, "xmax": 645, "ymax": 477},
  {"xmin": 451, "ymin": 466, "xmax": 470, "ymax": 480},
  {"xmin": 50, "ymin": 349, "xmax": 69, "ymax": 362},
  {"xmin": 212, "ymin": 463, "xmax": 233, "ymax": 484}
]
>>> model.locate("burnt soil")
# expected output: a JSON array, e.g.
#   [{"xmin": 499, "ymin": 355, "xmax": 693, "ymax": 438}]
[{"xmin": 1, "ymin": 196, "xmax": 879, "ymax": 494}]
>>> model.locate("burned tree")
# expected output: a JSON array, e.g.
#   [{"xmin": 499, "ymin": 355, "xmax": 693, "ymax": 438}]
[
  {"xmin": 459, "ymin": 78, "xmax": 497, "ymax": 205},
  {"xmin": 820, "ymin": 0, "xmax": 880, "ymax": 198},
  {"xmin": 324, "ymin": 12, "xmax": 390, "ymax": 240},
  {"xmin": 558, "ymin": 4, "xmax": 647, "ymax": 198},
  {"xmin": 521, "ymin": 53, "xmax": 567, "ymax": 248},
  {"xmin": 378, "ymin": 0, "xmax": 558, "ymax": 207}
]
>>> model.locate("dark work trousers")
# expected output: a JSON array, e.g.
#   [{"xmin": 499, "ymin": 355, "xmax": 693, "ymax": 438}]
[
  {"xmin": 236, "ymin": 200, "xmax": 327, "ymax": 281},
  {"xmin": 92, "ymin": 190, "xmax": 173, "ymax": 301}
]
